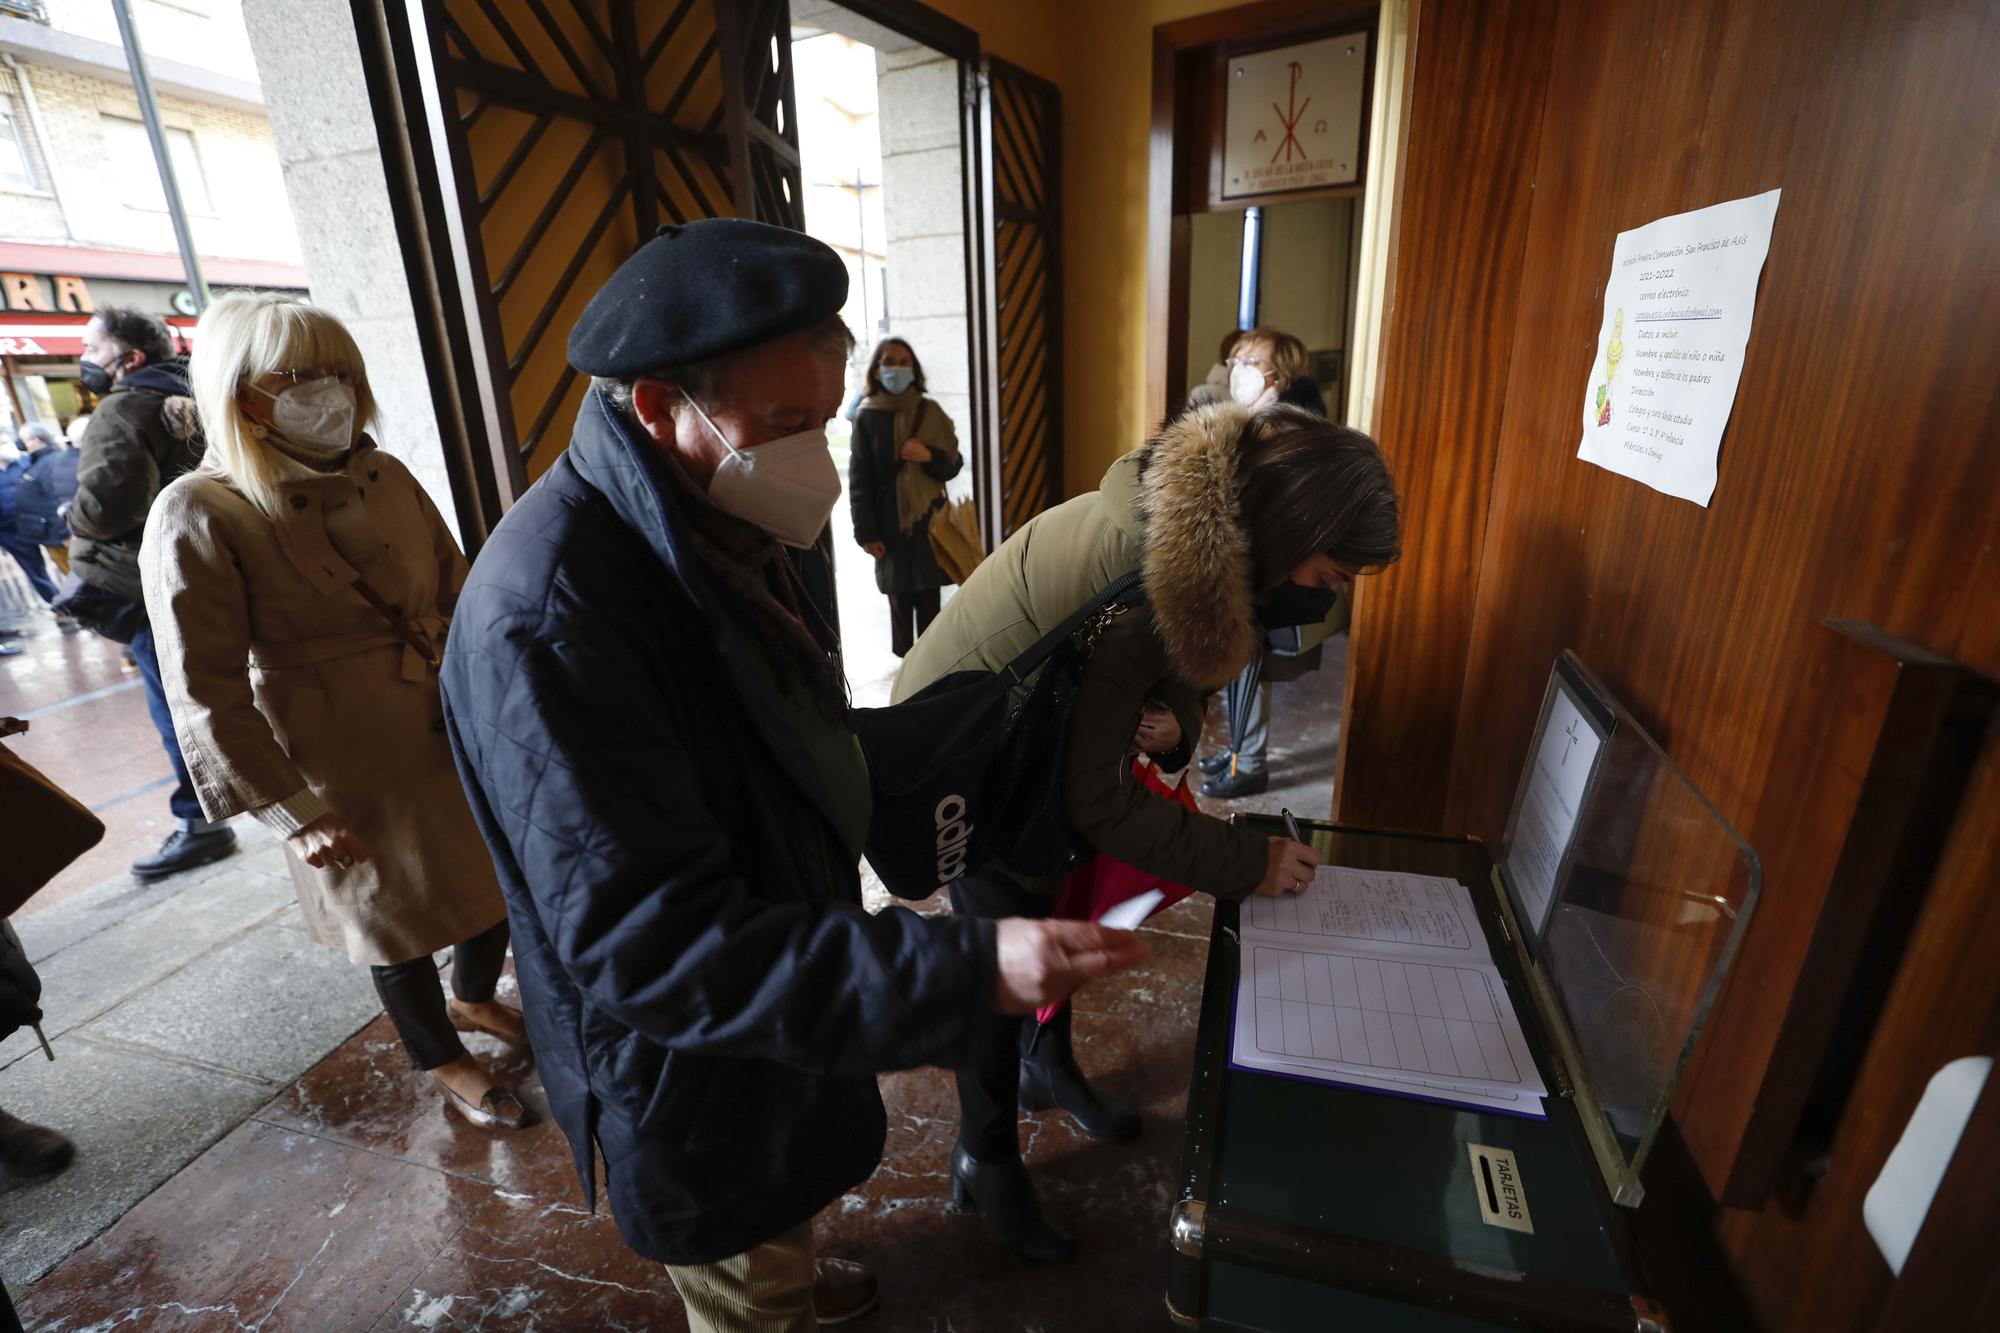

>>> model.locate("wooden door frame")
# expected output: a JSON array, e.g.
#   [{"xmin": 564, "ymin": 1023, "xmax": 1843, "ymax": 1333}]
[
  {"xmin": 351, "ymin": 0, "xmax": 762, "ymax": 549},
  {"xmin": 349, "ymin": 0, "xmax": 518, "ymax": 548},
  {"xmin": 356, "ymin": 0, "xmax": 1011, "ymax": 552},
  {"xmin": 823, "ymin": 1, "xmax": 1000, "ymax": 549},
  {"xmin": 1145, "ymin": 0, "xmax": 1384, "ymax": 430},
  {"xmin": 978, "ymin": 55, "xmax": 1063, "ymax": 546}
]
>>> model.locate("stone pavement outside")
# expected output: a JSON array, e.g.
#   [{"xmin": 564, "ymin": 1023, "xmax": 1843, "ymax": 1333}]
[
  {"xmin": 0, "ymin": 821, "xmax": 386, "ymax": 1290},
  {"xmin": 1, "ymin": 579, "xmax": 197, "ymax": 912}
]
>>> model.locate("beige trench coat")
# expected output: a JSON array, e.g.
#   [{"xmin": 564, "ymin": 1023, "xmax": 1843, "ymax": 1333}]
[{"xmin": 139, "ymin": 440, "xmax": 504, "ymax": 965}]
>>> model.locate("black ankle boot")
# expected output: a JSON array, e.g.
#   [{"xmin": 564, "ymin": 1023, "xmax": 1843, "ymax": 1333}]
[
  {"xmin": 1018, "ymin": 1060, "xmax": 1141, "ymax": 1141},
  {"xmin": 1200, "ymin": 767, "xmax": 1268, "ymax": 799},
  {"xmin": 949, "ymin": 1142, "xmax": 1075, "ymax": 1264},
  {"xmin": 131, "ymin": 824, "xmax": 238, "ymax": 882},
  {"xmin": 0, "ymin": 1110, "xmax": 75, "ymax": 1180}
]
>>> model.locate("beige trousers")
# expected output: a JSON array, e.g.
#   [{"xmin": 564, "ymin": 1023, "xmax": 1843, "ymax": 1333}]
[{"xmin": 665, "ymin": 1220, "xmax": 816, "ymax": 1333}]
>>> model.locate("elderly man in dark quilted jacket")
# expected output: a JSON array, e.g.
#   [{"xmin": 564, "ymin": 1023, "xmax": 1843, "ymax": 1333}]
[{"xmin": 441, "ymin": 220, "xmax": 1143, "ymax": 1332}]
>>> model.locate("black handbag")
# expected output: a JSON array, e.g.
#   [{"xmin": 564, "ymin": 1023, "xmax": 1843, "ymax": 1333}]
[{"xmin": 852, "ymin": 571, "xmax": 1144, "ymax": 899}]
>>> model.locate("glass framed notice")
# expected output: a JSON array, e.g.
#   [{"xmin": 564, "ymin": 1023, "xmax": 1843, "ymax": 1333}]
[
  {"xmin": 1492, "ymin": 652, "xmax": 1761, "ymax": 1203},
  {"xmin": 1497, "ymin": 658, "xmax": 1616, "ymax": 953}
]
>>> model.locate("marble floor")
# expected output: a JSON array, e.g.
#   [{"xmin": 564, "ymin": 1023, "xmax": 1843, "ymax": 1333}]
[
  {"xmin": 13, "ymin": 901, "xmax": 1220, "ymax": 1333},
  {"xmin": 10, "ymin": 625, "xmax": 1345, "ymax": 1331}
]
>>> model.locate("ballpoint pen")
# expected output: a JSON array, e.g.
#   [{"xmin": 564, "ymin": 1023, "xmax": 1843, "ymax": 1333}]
[{"xmin": 1282, "ymin": 807, "xmax": 1311, "ymax": 896}]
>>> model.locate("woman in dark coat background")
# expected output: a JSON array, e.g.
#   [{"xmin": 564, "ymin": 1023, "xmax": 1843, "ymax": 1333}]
[{"xmin": 847, "ymin": 338, "xmax": 963, "ymax": 657}]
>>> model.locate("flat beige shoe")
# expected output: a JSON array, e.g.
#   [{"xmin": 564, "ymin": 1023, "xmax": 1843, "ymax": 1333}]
[
  {"xmin": 438, "ymin": 1077, "xmax": 530, "ymax": 1130},
  {"xmin": 448, "ymin": 999, "xmax": 529, "ymax": 1047}
]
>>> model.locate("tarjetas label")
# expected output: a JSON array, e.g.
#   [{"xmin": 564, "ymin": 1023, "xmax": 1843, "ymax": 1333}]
[{"xmin": 1467, "ymin": 1142, "xmax": 1534, "ymax": 1234}]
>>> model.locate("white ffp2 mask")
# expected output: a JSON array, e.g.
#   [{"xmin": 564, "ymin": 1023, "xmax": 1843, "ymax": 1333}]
[
  {"xmin": 254, "ymin": 377, "xmax": 357, "ymax": 456},
  {"xmin": 684, "ymin": 396, "xmax": 841, "ymax": 549},
  {"xmin": 1228, "ymin": 362, "xmax": 1269, "ymax": 408}
]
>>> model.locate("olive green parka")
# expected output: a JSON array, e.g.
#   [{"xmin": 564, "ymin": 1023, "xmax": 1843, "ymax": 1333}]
[{"xmin": 892, "ymin": 403, "xmax": 1269, "ymax": 898}]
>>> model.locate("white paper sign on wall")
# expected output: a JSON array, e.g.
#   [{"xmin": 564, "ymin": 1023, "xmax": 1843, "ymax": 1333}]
[
  {"xmin": 1222, "ymin": 33, "xmax": 1369, "ymax": 200},
  {"xmin": 1576, "ymin": 190, "xmax": 1782, "ymax": 507}
]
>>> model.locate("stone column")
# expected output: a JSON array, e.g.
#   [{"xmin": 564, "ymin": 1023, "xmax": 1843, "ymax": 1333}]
[
  {"xmin": 237, "ymin": 0, "xmax": 456, "ymax": 536},
  {"xmin": 875, "ymin": 45, "xmax": 972, "ymax": 498}
]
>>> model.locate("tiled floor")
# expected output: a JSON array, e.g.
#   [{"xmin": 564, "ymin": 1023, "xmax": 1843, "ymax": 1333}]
[{"xmin": 11, "ymin": 633, "xmax": 1345, "ymax": 1330}]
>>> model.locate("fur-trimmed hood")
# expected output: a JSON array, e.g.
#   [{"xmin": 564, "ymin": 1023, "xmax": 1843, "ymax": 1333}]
[
  {"xmin": 891, "ymin": 399, "xmax": 1264, "ymax": 707},
  {"xmin": 1130, "ymin": 401, "xmax": 1260, "ymax": 689}
]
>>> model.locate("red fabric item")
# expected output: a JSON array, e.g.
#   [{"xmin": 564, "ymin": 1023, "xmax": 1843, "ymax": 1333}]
[{"xmin": 1035, "ymin": 760, "xmax": 1201, "ymax": 1024}]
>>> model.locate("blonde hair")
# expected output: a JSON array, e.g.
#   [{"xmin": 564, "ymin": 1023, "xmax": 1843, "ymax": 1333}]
[{"xmin": 191, "ymin": 293, "xmax": 375, "ymax": 520}]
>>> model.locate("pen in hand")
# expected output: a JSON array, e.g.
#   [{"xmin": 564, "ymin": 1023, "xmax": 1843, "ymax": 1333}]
[{"xmin": 1269, "ymin": 807, "xmax": 1320, "ymax": 897}]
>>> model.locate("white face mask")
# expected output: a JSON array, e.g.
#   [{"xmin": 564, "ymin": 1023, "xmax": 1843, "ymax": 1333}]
[
  {"xmin": 253, "ymin": 376, "xmax": 357, "ymax": 456},
  {"xmin": 683, "ymin": 396, "xmax": 841, "ymax": 549},
  {"xmin": 1228, "ymin": 361, "xmax": 1269, "ymax": 408}
]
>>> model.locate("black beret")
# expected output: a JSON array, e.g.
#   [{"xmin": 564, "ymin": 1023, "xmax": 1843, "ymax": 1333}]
[{"xmin": 566, "ymin": 218, "xmax": 849, "ymax": 377}]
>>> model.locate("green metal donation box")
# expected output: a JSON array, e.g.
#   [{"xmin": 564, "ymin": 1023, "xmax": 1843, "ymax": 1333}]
[{"xmin": 1166, "ymin": 654, "xmax": 1761, "ymax": 1331}]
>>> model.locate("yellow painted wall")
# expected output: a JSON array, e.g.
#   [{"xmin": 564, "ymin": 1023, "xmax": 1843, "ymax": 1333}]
[{"xmin": 927, "ymin": 0, "xmax": 1240, "ymax": 495}]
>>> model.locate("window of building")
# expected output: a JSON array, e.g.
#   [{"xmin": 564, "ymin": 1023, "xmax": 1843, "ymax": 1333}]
[
  {"xmin": 0, "ymin": 94, "xmax": 39, "ymax": 194},
  {"xmin": 100, "ymin": 114, "xmax": 213, "ymax": 214}
]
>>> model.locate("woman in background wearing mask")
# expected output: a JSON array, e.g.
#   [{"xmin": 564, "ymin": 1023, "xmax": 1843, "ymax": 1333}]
[
  {"xmin": 139, "ymin": 294, "xmax": 527, "ymax": 1130},
  {"xmin": 1222, "ymin": 326, "xmax": 1328, "ymax": 417},
  {"xmin": 1201, "ymin": 325, "xmax": 1336, "ymax": 797},
  {"xmin": 847, "ymin": 337, "xmax": 964, "ymax": 657}
]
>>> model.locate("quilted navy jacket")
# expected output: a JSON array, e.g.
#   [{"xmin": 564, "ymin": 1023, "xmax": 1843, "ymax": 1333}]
[
  {"xmin": 441, "ymin": 389, "xmax": 998, "ymax": 1265},
  {"xmin": 15, "ymin": 444, "xmax": 79, "ymax": 546}
]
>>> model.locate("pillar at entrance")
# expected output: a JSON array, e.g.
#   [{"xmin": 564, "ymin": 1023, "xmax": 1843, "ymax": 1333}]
[
  {"xmin": 239, "ymin": 0, "xmax": 454, "ymax": 536},
  {"xmin": 876, "ymin": 45, "xmax": 972, "ymax": 497}
]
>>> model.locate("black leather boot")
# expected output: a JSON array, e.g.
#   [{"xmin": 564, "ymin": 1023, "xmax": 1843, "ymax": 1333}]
[
  {"xmin": 1018, "ymin": 1059, "xmax": 1141, "ymax": 1141},
  {"xmin": 131, "ymin": 823, "xmax": 238, "ymax": 882},
  {"xmin": 1197, "ymin": 749, "xmax": 1234, "ymax": 776},
  {"xmin": 1201, "ymin": 767, "xmax": 1268, "ymax": 799},
  {"xmin": 0, "ymin": 1110, "xmax": 75, "ymax": 1180},
  {"xmin": 949, "ymin": 1142, "xmax": 1075, "ymax": 1264}
]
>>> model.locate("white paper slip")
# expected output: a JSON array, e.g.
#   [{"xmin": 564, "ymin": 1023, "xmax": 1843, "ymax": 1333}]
[
  {"xmin": 1242, "ymin": 866, "xmax": 1488, "ymax": 965},
  {"xmin": 1099, "ymin": 888, "xmax": 1165, "ymax": 932}
]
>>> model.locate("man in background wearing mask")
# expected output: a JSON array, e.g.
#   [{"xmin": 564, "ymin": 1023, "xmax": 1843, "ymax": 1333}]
[
  {"xmin": 0, "ymin": 429, "xmax": 57, "ymax": 608},
  {"xmin": 13, "ymin": 422, "xmax": 81, "ymax": 634},
  {"xmin": 441, "ymin": 220, "xmax": 1144, "ymax": 1333},
  {"xmin": 65, "ymin": 307, "xmax": 237, "ymax": 879}
]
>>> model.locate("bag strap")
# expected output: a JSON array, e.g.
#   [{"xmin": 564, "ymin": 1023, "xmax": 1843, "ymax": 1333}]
[
  {"xmin": 1001, "ymin": 569, "xmax": 1145, "ymax": 685},
  {"xmin": 349, "ymin": 574, "xmax": 442, "ymax": 671}
]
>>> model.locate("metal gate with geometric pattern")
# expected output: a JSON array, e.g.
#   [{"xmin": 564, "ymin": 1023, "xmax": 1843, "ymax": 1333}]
[
  {"xmin": 358, "ymin": 0, "xmax": 802, "ymax": 542},
  {"xmin": 358, "ymin": 0, "xmax": 1058, "ymax": 551}
]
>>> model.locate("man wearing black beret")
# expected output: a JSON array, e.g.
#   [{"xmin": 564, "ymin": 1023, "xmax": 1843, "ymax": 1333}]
[{"xmin": 441, "ymin": 219, "xmax": 1145, "ymax": 1330}]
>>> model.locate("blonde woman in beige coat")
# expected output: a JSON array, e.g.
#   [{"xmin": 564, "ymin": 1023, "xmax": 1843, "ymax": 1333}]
[{"xmin": 139, "ymin": 294, "xmax": 527, "ymax": 1130}]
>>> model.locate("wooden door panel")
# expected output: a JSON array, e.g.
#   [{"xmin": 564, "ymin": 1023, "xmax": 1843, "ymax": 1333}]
[
  {"xmin": 982, "ymin": 57, "xmax": 1061, "ymax": 538},
  {"xmin": 366, "ymin": 0, "xmax": 802, "ymax": 537}
]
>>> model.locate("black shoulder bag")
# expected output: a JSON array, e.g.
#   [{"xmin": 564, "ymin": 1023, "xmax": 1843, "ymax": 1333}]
[{"xmin": 852, "ymin": 571, "xmax": 1144, "ymax": 899}]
